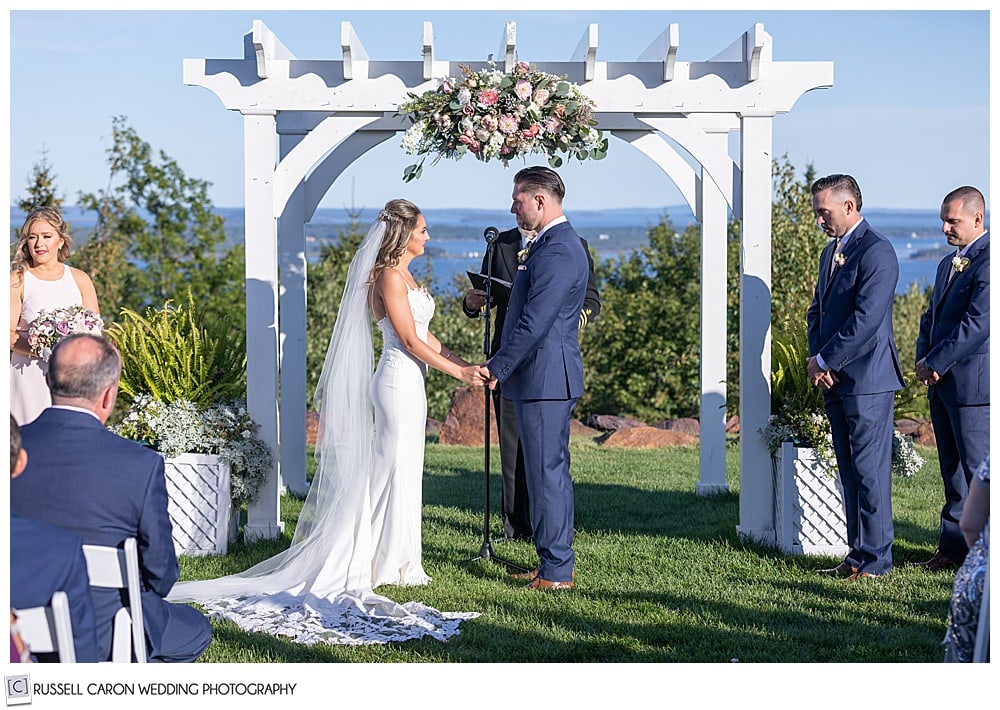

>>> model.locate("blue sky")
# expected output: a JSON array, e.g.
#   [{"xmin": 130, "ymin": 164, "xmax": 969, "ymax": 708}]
[{"xmin": 5, "ymin": 4, "xmax": 992, "ymax": 217}]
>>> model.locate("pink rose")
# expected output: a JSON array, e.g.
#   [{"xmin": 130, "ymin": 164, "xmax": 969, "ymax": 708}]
[
  {"xmin": 514, "ymin": 60, "xmax": 530, "ymax": 76},
  {"xmin": 532, "ymin": 88, "xmax": 550, "ymax": 106},
  {"xmin": 462, "ymin": 103, "xmax": 475, "ymax": 116},
  {"xmin": 440, "ymin": 80, "xmax": 454, "ymax": 94},
  {"xmin": 543, "ymin": 116, "xmax": 563, "ymax": 133},
  {"xmin": 522, "ymin": 124, "xmax": 541, "ymax": 139},
  {"xmin": 514, "ymin": 80, "xmax": 532, "ymax": 102},
  {"xmin": 458, "ymin": 134, "xmax": 481, "ymax": 153},
  {"xmin": 477, "ymin": 89, "xmax": 499, "ymax": 107}
]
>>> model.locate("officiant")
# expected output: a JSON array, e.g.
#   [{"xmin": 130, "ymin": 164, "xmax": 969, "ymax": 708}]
[{"xmin": 462, "ymin": 224, "xmax": 601, "ymax": 541}]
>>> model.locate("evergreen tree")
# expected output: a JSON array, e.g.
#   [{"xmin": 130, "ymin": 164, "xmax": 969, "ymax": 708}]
[{"xmin": 17, "ymin": 147, "xmax": 64, "ymax": 213}]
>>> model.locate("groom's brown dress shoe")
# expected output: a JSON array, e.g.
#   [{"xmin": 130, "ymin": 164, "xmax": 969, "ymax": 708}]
[
  {"xmin": 911, "ymin": 550, "xmax": 959, "ymax": 572},
  {"xmin": 509, "ymin": 567, "xmax": 575, "ymax": 581},
  {"xmin": 524, "ymin": 576, "xmax": 574, "ymax": 590},
  {"xmin": 817, "ymin": 561, "xmax": 857, "ymax": 578}
]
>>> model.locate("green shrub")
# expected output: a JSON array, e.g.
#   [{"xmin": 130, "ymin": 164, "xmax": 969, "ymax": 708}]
[{"xmin": 105, "ymin": 288, "xmax": 246, "ymax": 409}]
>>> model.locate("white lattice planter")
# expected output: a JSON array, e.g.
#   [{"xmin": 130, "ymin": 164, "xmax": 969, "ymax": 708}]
[
  {"xmin": 163, "ymin": 453, "xmax": 233, "ymax": 556},
  {"xmin": 772, "ymin": 442, "xmax": 849, "ymax": 557}
]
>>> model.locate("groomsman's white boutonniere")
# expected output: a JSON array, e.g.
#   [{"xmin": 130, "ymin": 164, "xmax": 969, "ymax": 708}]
[
  {"xmin": 952, "ymin": 254, "xmax": 971, "ymax": 273},
  {"xmin": 833, "ymin": 252, "xmax": 846, "ymax": 269},
  {"xmin": 517, "ymin": 242, "xmax": 533, "ymax": 264}
]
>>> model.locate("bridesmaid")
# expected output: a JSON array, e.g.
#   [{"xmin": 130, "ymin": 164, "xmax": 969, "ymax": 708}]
[{"xmin": 10, "ymin": 206, "xmax": 99, "ymax": 424}]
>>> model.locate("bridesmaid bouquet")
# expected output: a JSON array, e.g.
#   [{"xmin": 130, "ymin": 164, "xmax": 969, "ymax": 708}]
[{"xmin": 27, "ymin": 305, "xmax": 104, "ymax": 361}]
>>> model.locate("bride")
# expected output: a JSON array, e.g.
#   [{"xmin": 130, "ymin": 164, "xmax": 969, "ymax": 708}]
[{"xmin": 169, "ymin": 199, "xmax": 484, "ymax": 645}]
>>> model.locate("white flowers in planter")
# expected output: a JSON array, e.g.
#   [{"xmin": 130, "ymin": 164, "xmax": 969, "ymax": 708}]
[
  {"xmin": 761, "ymin": 412, "xmax": 924, "ymax": 479},
  {"xmin": 114, "ymin": 394, "xmax": 271, "ymax": 505}
]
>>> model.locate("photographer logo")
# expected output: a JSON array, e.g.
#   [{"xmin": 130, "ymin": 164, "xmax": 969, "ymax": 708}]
[{"xmin": 5, "ymin": 675, "xmax": 31, "ymax": 706}]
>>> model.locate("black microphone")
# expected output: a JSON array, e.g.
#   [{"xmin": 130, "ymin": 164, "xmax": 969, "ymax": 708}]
[{"xmin": 483, "ymin": 226, "xmax": 500, "ymax": 244}]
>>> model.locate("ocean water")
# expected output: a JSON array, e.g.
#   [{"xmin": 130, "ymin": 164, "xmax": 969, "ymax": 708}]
[
  {"xmin": 425, "ymin": 233, "xmax": 944, "ymax": 295},
  {"xmin": 12, "ymin": 205, "xmax": 959, "ymax": 294}
]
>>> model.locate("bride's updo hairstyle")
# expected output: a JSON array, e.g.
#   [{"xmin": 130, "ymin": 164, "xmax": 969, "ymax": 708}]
[{"xmin": 370, "ymin": 198, "xmax": 422, "ymax": 282}]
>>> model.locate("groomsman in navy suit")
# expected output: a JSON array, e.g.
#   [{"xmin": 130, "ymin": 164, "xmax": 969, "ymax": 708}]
[
  {"xmin": 483, "ymin": 166, "xmax": 590, "ymax": 589},
  {"xmin": 913, "ymin": 186, "xmax": 990, "ymax": 571},
  {"xmin": 11, "ymin": 334, "xmax": 212, "ymax": 662},
  {"xmin": 807, "ymin": 174, "xmax": 905, "ymax": 580}
]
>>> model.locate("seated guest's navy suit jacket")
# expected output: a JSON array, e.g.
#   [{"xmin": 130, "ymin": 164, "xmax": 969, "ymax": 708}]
[
  {"xmin": 10, "ymin": 513, "xmax": 100, "ymax": 662},
  {"xmin": 11, "ymin": 408, "xmax": 186, "ymax": 661}
]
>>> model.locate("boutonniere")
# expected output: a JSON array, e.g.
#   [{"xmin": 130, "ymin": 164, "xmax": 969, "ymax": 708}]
[
  {"xmin": 833, "ymin": 252, "xmax": 846, "ymax": 269},
  {"xmin": 517, "ymin": 241, "xmax": 534, "ymax": 264},
  {"xmin": 952, "ymin": 254, "xmax": 970, "ymax": 273}
]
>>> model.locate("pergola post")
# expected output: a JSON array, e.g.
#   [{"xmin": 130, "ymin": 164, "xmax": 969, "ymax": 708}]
[
  {"xmin": 696, "ymin": 127, "xmax": 731, "ymax": 496},
  {"xmin": 242, "ymin": 110, "xmax": 284, "ymax": 541},
  {"xmin": 736, "ymin": 112, "xmax": 775, "ymax": 544}
]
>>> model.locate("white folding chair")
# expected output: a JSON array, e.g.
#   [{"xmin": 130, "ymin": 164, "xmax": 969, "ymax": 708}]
[
  {"xmin": 13, "ymin": 590, "xmax": 77, "ymax": 662},
  {"xmin": 82, "ymin": 537, "xmax": 147, "ymax": 663}
]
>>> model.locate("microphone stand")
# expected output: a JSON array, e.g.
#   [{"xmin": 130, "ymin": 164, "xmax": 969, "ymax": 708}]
[{"xmin": 461, "ymin": 228, "xmax": 529, "ymax": 574}]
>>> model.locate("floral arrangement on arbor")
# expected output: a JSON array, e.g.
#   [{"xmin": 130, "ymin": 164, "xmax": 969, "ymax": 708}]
[
  {"xmin": 114, "ymin": 395, "xmax": 270, "ymax": 506},
  {"xmin": 397, "ymin": 60, "xmax": 608, "ymax": 182},
  {"xmin": 27, "ymin": 305, "xmax": 104, "ymax": 361}
]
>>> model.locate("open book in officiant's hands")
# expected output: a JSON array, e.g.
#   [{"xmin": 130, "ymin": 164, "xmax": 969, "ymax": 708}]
[{"xmin": 466, "ymin": 271, "xmax": 512, "ymax": 301}]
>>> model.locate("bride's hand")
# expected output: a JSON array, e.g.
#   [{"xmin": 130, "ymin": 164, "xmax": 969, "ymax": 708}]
[{"xmin": 459, "ymin": 365, "xmax": 485, "ymax": 386}]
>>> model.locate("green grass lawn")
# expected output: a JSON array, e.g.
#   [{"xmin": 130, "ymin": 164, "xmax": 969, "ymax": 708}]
[{"xmin": 179, "ymin": 439, "xmax": 954, "ymax": 663}]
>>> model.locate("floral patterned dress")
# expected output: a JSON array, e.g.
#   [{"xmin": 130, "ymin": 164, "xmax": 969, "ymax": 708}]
[{"xmin": 943, "ymin": 460, "xmax": 990, "ymax": 662}]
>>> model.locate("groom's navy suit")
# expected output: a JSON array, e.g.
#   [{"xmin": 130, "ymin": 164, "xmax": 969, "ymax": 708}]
[
  {"xmin": 489, "ymin": 220, "xmax": 590, "ymax": 583},
  {"xmin": 11, "ymin": 407, "xmax": 212, "ymax": 662},
  {"xmin": 464, "ymin": 227, "xmax": 601, "ymax": 540},
  {"xmin": 807, "ymin": 218, "xmax": 904, "ymax": 575},
  {"xmin": 916, "ymin": 232, "xmax": 990, "ymax": 563}
]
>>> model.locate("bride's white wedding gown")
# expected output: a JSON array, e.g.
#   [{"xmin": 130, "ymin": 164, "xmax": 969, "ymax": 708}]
[
  {"xmin": 168, "ymin": 286, "xmax": 476, "ymax": 646},
  {"xmin": 370, "ymin": 285, "xmax": 433, "ymax": 587}
]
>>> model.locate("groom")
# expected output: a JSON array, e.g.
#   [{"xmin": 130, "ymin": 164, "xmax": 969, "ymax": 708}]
[{"xmin": 483, "ymin": 166, "xmax": 590, "ymax": 590}]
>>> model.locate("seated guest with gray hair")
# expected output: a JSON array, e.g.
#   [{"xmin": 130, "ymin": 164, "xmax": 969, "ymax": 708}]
[{"xmin": 10, "ymin": 334, "xmax": 211, "ymax": 662}]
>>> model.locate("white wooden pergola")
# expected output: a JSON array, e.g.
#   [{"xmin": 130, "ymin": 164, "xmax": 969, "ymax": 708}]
[{"xmin": 183, "ymin": 19, "xmax": 832, "ymax": 546}]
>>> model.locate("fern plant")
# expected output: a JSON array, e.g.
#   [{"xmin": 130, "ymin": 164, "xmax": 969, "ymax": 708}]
[
  {"xmin": 106, "ymin": 290, "xmax": 270, "ymax": 504},
  {"xmin": 762, "ymin": 320, "xmax": 836, "ymax": 470},
  {"xmin": 106, "ymin": 289, "xmax": 246, "ymax": 408}
]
